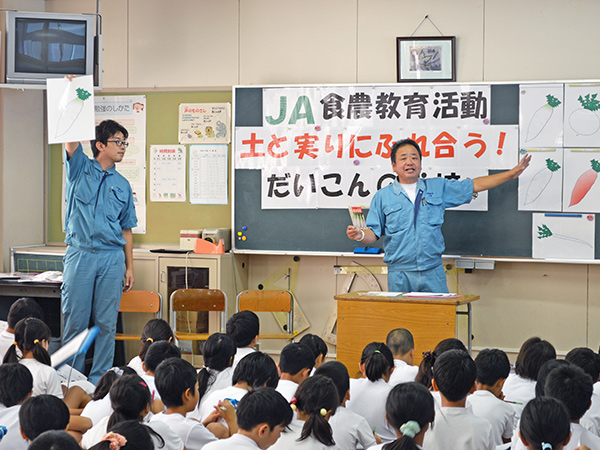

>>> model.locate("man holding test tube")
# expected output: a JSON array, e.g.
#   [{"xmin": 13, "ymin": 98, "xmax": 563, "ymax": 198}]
[{"xmin": 346, "ymin": 139, "xmax": 531, "ymax": 293}]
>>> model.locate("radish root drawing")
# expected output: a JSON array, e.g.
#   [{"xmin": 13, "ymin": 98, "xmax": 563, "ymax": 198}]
[
  {"xmin": 569, "ymin": 159, "xmax": 600, "ymax": 206},
  {"xmin": 523, "ymin": 158, "xmax": 561, "ymax": 205},
  {"xmin": 537, "ymin": 224, "xmax": 592, "ymax": 248},
  {"xmin": 569, "ymin": 94, "xmax": 600, "ymax": 136},
  {"xmin": 525, "ymin": 94, "xmax": 561, "ymax": 143},
  {"xmin": 55, "ymin": 87, "xmax": 92, "ymax": 138}
]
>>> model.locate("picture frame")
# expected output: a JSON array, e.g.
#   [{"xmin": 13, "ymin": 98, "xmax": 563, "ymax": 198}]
[{"xmin": 396, "ymin": 36, "xmax": 456, "ymax": 83}]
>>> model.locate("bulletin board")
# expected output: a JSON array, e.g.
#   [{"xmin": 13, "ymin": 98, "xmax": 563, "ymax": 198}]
[{"xmin": 232, "ymin": 83, "xmax": 600, "ymax": 259}]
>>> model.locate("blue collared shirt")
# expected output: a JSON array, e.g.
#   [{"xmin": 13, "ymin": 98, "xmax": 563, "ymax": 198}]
[
  {"xmin": 64, "ymin": 144, "xmax": 137, "ymax": 251},
  {"xmin": 366, "ymin": 177, "xmax": 473, "ymax": 271}
]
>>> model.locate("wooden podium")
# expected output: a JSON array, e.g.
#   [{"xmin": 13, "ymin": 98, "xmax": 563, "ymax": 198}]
[{"xmin": 334, "ymin": 291, "xmax": 479, "ymax": 377}]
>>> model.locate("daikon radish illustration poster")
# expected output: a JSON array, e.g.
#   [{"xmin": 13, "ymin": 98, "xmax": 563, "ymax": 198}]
[
  {"xmin": 518, "ymin": 149, "xmax": 563, "ymax": 212},
  {"xmin": 564, "ymin": 84, "xmax": 600, "ymax": 147},
  {"xmin": 562, "ymin": 149, "xmax": 600, "ymax": 213},
  {"xmin": 47, "ymin": 75, "xmax": 95, "ymax": 144},
  {"xmin": 532, "ymin": 213, "xmax": 594, "ymax": 259},
  {"xmin": 519, "ymin": 84, "xmax": 564, "ymax": 148}
]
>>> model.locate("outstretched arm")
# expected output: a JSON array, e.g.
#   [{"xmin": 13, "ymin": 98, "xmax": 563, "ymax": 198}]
[
  {"xmin": 473, "ymin": 154, "xmax": 531, "ymax": 193},
  {"xmin": 346, "ymin": 225, "xmax": 378, "ymax": 244}
]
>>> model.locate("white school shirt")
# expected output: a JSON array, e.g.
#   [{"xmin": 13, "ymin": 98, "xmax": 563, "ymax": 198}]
[
  {"xmin": 346, "ymin": 377, "xmax": 396, "ymax": 442},
  {"xmin": 151, "ymin": 412, "xmax": 217, "ymax": 450},
  {"xmin": 232, "ymin": 347, "xmax": 255, "ymax": 370},
  {"xmin": 191, "ymin": 385, "xmax": 249, "ymax": 422},
  {"xmin": 0, "ymin": 404, "xmax": 28, "ymax": 450},
  {"xmin": 422, "ymin": 406, "xmax": 495, "ymax": 450},
  {"xmin": 203, "ymin": 433, "xmax": 261, "ymax": 450},
  {"xmin": 329, "ymin": 405, "xmax": 377, "ymax": 450},
  {"xmin": 388, "ymin": 359, "xmax": 418, "ymax": 386},
  {"xmin": 276, "ymin": 379, "xmax": 299, "ymax": 402},
  {"xmin": 198, "ymin": 367, "xmax": 234, "ymax": 412},
  {"xmin": 581, "ymin": 392, "xmax": 600, "ymax": 436},
  {"xmin": 270, "ymin": 418, "xmax": 334, "ymax": 450},
  {"xmin": 19, "ymin": 358, "xmax": 63, "ymax": 398},
  {"xmin": 594, "ymin": 381, "xmax": 600, "ymax": 397},
  {"xmin": 466, "ymin": 390, "xmax": 514, "ymax": 445},
  {"xmin": 141, "ymin": 373, "xmax": 161, "ymax": 401},
  {"xmin": 128, "ymin": 355, "xmax": 145, "ymax": 376},
  {"xmin": 368, "ymin": 445, "xmax": 424, "ymax": 450},
  {"xmin": 501, "ymin": 372, "xmax": 536, "ymax": 428},
  {"xmin": 512, "ymin": 421, "xmax": 600, "ymax": 450},
  {"xmin": 81, "ymin": 395, "xmax": 112, "ymax": 426}
]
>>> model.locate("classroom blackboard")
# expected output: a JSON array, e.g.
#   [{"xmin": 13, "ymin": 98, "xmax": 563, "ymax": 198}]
[{"xmin": 233, "ymin": 84, "xmax": 600, "ymax": 259}]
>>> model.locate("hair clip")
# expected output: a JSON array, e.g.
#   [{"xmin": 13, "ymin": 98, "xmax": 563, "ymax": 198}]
[
  {"xmin": 290, "ymin": 397, "xmax": 298, "ymax": 411},
  {"xmin": 139, "ymin": 381, "xmax": 148, "ymax": 388},
  {"xmin": 12, "ymin": 341, "xmax": 17, "ymax": 347},
  {"xmin": 33, "ymin": 339, "xmax": 40, "ymax": 344},
  {"xmin": 400, "ymin": 420, "xmax": 421, "ymax": 439},
  {"xmin": 109, "ymin": 367, "xmax": 124, "ymax": 377},
  {"xmin": 320, "ymin": 408, "xmax": 327, "ymax": 417},
  {"xmin": 146, "ymin": 337, "xmax": 154, "ymax": 343},
  {"xmin": 374, "ymin": 350, "xmax": 381, "ymax": 354},
  {"xmin": 102, "ymin": 432, "xmax": 127, "ymax": 450},
  {"xmin": 541, "ymin": 444, "xmax": 553, "ymax": 450}
]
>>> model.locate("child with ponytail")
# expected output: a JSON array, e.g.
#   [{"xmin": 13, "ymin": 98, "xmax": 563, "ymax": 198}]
[
  {"xmin": 196, "ymin": 333, "xmax": 236, "ymax": 412},
  {"xmin": 518, "ymin": 397, "xmax": 576, "ymax": 450},
  {"xmin": 371, "ymin": 382, "xmax": 435, "ymax": 450},
  {"xmin": 270, "ymin": 375, "xmax": 339, "ymax": 450},
  {"xmin": 128, "ymin": 319, "xmax": 175, "ymax": 377},
  {"xmin": 3, "ymin": 318, "xmax": 63, "ymax": 398},
  {"xmin": 346, "ymin": 342, "xmax": 396, "ymax": 442}
]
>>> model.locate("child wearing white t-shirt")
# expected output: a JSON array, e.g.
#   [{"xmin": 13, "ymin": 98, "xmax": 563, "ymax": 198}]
[
  {"xmin": 0, "ymin": 298, "xmax": 44, "ymax": 363},
  {"xmin": 275, "ymin": 343, "xmax": 314, "ymax": 402},
  {"xmin": 226, "ymin": 310, "xmax": 259, "ymax": 370},
  {"xmin": 0, "ymin": 363, "xmax": 33, "ymax": 450},
  {"xmin": 386, "ymin": 328, "xmax": 419, "ymax": 386},
  {"xmin": 127, "ymin": 318, "xmax": 175, "ymax": 377},
  {"xmin": 197, "ymin": 333, "xmax": 237, "ymax": 414}
]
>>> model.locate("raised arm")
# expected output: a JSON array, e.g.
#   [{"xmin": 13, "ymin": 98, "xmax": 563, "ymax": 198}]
[
  {"xmin": 65, "ymin": 142, "xmax": 80, "ymax": 160},
  {"xmin": 473, "ymin": 154, "xmax": 531, "ymax": 193}
]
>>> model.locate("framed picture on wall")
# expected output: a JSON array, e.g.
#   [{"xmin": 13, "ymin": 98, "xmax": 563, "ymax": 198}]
[{"xmin": 396, "ymin": 36, "xmax": 456, "ymax": 82}]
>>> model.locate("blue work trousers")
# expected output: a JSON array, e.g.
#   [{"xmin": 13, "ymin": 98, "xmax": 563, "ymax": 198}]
[
  {"xmin": 61, "ymin": 246, "xmax": 125, "ymax": 384},
  {"xmin": 387, "ymin": 264, "xmax": 449, "ymax": 293}
]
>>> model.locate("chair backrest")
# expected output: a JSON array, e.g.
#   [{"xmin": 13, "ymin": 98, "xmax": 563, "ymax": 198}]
[
  {"xmin": 119, "ymin": 290, "xmax": 162, "ymax": 318},
  {"xmin": 236, "ymin": 290, "xmax": 292, "ymax": 313},
  {"xmin": 170, "ymin": 289, "xmax": 226, "ymax": 312}
]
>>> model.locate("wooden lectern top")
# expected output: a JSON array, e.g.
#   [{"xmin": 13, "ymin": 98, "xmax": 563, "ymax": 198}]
[{"xmin": 334, "ymin": 291, "xmax": 479, "ymax": 306}]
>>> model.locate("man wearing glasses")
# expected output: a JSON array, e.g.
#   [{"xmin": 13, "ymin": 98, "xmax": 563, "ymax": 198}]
[{"xmin": 63, "ymin": 119, "xmax": 137, "ymax": 384}]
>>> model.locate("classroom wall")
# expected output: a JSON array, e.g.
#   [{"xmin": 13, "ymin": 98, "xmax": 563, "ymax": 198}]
[{"xmin": 3, "ymin": 0, "xmax": 600, "ymax": 355}]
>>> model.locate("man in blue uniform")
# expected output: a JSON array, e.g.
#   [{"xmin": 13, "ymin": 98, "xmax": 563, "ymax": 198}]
[
  {"xmin": 346, "ymin": 139, "xmax": 530, "ymax": 293},
  {"xmin": 63, "ymin": 119, "xmax": 137, "ymax": 384}
]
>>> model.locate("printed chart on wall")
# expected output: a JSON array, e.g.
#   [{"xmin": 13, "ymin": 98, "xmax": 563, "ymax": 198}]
[
  {"xmin": 237, "ymin": 85, "xmax": 518, "ymax": 212},
  {"xmin": 532, "ymin": 213, "xmax": 594, "ymax": 259},
  {"xmin": 150, "ymin": 146, "xmax": 186, "ymax": 202},
  {"xmin": 189, "ymin": 145, "xmax": 228, "ymax": 204}
]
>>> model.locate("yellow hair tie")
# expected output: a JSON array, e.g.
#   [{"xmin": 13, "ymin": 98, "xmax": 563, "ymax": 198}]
[
  {"xmin": 290, "ymin": 404, "xmax": 297, "ymax": 411},
  {"xmin": 13, "ymin": 341, "xmax": 17, "ymax": 346},
  {"xmin": 33, "ymin": 339, "xmax": 40, "ymax": 344},
  {"xmin": 146, "ymin": 338, "xmax": 154, "ymax": 343},
  {"xmin": 320, "ymin": 408, "xmax": 327, "ymax": 417}
]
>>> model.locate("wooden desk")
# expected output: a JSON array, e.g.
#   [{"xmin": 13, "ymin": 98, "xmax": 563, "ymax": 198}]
[{"xmin": 334, "ymin": 291, "xmax": 479, "ymax": 377}]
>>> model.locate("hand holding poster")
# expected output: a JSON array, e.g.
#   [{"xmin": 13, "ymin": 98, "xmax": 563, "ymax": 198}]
[{"xmin": 47, "ymin": 75, "xmax": 95, "ymax": 144}]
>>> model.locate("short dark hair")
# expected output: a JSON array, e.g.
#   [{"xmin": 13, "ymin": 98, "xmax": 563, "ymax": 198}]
[
  {"xmin": 386, "ymin": 382, "xmax": 435, "ymax": 445},
  {"xmin": 415, "ymin": 338, "xmax": 467, "ymax": 389},
  {"xmin": 139, "ymin": 319, "xmax": 174, "ymax": 361},
  {"xmin": 294, "ymin": 375, "xmax": 339, "ymax": 446},
  {"xmin": 520, "ymin": 397, "xmax": 570, "ymax": 450},
  {"xmin": 232, "ymin": 351, "xmax": 279, "ymax": 389},
  {"xmin": 108, "ymin": 374, "xmax": 151, "ymax": 430},
  {"xmin": 514, "ymin": 337, "xmax": 556, "ymax": 381},
  {"xmin": 91, "ymin": 119, "xmax": 128, "ymax": 158},
  {"xmin": 19, "ymin": 395, "xmax": 70, "ymax": 440},
  {"xmin": 386, "ymin": 328, "xmax": 415, "ymax": 357},
  {"xmin": 432, "ymin": 349, "xmax": 476, "ymax": 402},
  {"xmin": 314, "ymin": 361, "xmax": 349, "ymax": 406},
  {"xmin": 7, "ymin": 298, "xmax": 44, "ymax": 329},
  {"xmin": 226, "ymin": 310, "xmax": 259, "ymax": 348},
  {"xmin": 143, "ymin": 341, "xmax": 181, "ymax": 373},
  {"xmin": 360, "ymin": 342, "xmax": 394, "ymax": 382},
  {"xmin": 236, "ymin": 387, "xmax": 293, "ymax": 431},
  {"xmin": 92, "ymin": 366, "xmax": 137, "ymax": 402},
  {"xmin": 474, "ymin": 348, "xmax": 510, "ymax": 386},
  {"xmin": 29, "ymin": 430, "xmax": 80, "ymax": 450},
  {"xmin": 299, "ymin": 334, "xmax": 328, "ymax": 362},
  {"xmin": 0, "ymin": 363, "xmax": 33, "ymax": 407},
  {"xmin": 390, "ymin": 138, "xmax": 422, "ymax": 164},
  {"xmin": 155, "ymin": 357, "xmax": 197, "ymax": 408},
  {"xmin": 534, "ymin": 359, "xmax": 568, "ymax": 398},
  {"xmin": 566, "ymin": 347, "xmax": 600, "ymax": 383},
  {"xmin": 198, "ymin": 333, "xmax": 237, "ymax": 399},
  {"xmin": 279, "ymin": 343, "xmax": 315, "ymax": 375},
  {"xmin": 545, "ymin": 364, "xmax": 593, "ymax": 421}
]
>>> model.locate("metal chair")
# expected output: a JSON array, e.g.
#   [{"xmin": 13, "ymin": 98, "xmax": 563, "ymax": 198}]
[
  {"xmin": 170, "ymin": 288, "xmax": 227, "ymax": 342},
  {"xmin": 115, "ymin": 290, "xmax": 162, "ymax": 341},
  {"xmin": 236, "ymin": 290, "xmax": 295, "ymax": 341}
]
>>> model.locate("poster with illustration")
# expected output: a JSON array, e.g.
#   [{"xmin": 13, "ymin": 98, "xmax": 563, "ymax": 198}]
[
  {"xmin": 532, "ymin": 213, "xmax": 594, "ymax": 259},
  {"xmin": 179, "ymin": 103, "xmax": 231, "ymax": 144},
  {"xmin": 562, "ymin": 149, "xmax": 600, "ymax": 213},
  {"xmin": 518, "ymin": 148, "xmax": 563, "ymax": 211},
  {"xmin": 47, "ymin": 75, "xmax": 95, "ymax": 144},
  {"xmin": 563, "ymin": 84, "xmax": 600, "ymax": 147},
  {"xmin": 519, "ymin": 84, "xmax": 564, "ymax": 149}
]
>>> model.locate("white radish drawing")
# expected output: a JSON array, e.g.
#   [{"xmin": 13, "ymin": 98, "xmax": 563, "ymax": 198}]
[
  {"xmin": 569, "ymin": 93, "xmax": 600, "ymax": 136},
  {"xmin": 524, "ymin": 94, "xmax": 561, "ymax": 143},
  {"xmin": 537, "ymin": 224, "xmax": 592, "ymax": 248},
  {"xmin": 523, "ymin": 158, "xmax": 561, "ymax": 205},
  {"xmin": 55, "ymin": 87, "xmax": 92, "ymax": 138}
]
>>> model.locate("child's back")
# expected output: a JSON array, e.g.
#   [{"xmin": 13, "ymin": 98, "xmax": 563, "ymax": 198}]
[{"xmin": 0, "ymin": 364, "xmax": 33, "ymax": 450}]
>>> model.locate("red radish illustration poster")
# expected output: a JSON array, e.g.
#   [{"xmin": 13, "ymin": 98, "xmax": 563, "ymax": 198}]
[
  {"xmin": 562, "ymin": 150, "xmax": 600, "ymax": 213},
  {"xmin": 532, "ymin": 213, "xmax": 594, "ymax": 259},
  {"xmin": 564, "ymin": 84, "xmax": 600, "ymax": 147},
  {"xmin": 47, "ymin": 75, "xmax": 95, "ymax": 144},
  {"xmin": 519, "ymin": 84, "xmax": 564, "ymax": 149},
  {"xmin": 518, "ymin": 150, "xmax": 563, "ymax": 212}
]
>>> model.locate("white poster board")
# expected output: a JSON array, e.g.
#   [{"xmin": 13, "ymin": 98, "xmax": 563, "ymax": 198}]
[
  {"xmin": 518, "ymin": 148, "xmax": 563, "ymax": 211},
  {"xmin": 532, "ymin": 213, "xmax": 594, "ymax": 259},
  {"xmin": 519, "ymin": 84, "xmax": 564, "ymax": 148},
  {"xmin": 47, "ymin": 76, "xmax": 95, "ymax": 144}
]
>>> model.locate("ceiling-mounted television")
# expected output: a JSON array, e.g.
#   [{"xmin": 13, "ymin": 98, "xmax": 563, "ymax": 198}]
[{"xmin": 5, "ymin": 10, "xmax": 97, "ymax": 85}]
